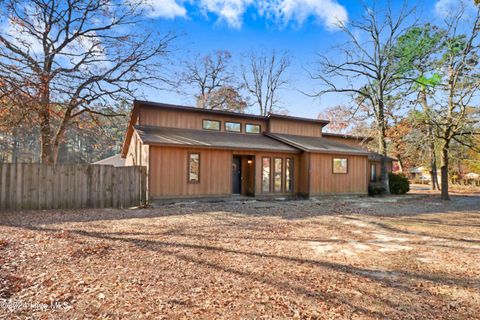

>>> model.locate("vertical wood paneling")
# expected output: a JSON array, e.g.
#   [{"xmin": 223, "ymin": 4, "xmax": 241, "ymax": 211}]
[
  {"xmin": 139, "ymin": 107, "xmax": 267, "ymax": 133},
  {"xmin": 309, "ymin": 154, "xmax": 368, "ymax": 195},
  {"xmin": 149, "ymin": 146, "xmax": 232, "ymax": 198},
  {"xmin": 148, "ymin": 146, "xmax": 301, "ymax": 198},
  {"xmin": 0, "ymin": 164, "xmax": 146, "ymax": 211},
  {"xmin": 269, "ymin": 118, "xmax": 323, "ymax": 137}
]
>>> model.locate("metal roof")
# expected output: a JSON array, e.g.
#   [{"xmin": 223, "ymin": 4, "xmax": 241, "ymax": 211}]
[
  {"xmin": 134, "ymin": 126, "xmax": 300, "ymax": 153},
  {"xmin": 265, "ymin": 133, "xmax": 372, "ymax": 155}
]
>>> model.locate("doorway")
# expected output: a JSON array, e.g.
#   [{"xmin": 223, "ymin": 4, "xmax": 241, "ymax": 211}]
[{"xmin": 232, "ymin": 155, "xmax": 255, "ymax": 196}]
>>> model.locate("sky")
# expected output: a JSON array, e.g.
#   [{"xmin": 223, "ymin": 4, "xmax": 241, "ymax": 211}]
[{"xmin": 135, "ymin": 0, "xmax": 474, "ymax": 118}]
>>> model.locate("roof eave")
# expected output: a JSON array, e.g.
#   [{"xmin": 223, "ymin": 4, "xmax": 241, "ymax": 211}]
[
  {"xmin": 268, "ymin": 113, "xmax": 330, "ymax": 126},
  {"xmin": 142, "ymin": 140, "xmax": 301, "ymax": 153},
  {"xmin": 121, "ymin": 100, "xmax": 141, "ymax": 158}
]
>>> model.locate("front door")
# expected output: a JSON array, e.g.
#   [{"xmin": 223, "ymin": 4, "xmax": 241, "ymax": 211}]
[{"xmin": 232, "ymin": 156, "xmax": 241, "ymax": 194}]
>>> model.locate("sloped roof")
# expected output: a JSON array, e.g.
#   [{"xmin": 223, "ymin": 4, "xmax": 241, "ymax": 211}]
[
  {"xmin": 265, "ymin": 133, "xmax": 372, "ymax": 155},
  {"xmin": 121, "ymin": 100, "xmax": 331, "ymax": 157},
  {"xmin": 134, "ymin": 125, "xmax": 300, "ymax": 153},
  {"xmin": 92, "ymin": 154, "xmax": 126, "ymax": 167}
]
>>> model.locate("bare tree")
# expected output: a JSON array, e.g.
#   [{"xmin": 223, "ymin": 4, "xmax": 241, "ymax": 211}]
[
  {"xmin": 0, "ymin": 0, "xmax": 175, "ymax": 163},
  {"xmin": 429, "ymin": 3, "xmax": 480, "ymax": 200},
  {"xmin": 309, "ymin": 3, "xmax": 416, "ymax": 194},
  {"xmin": 179, "ymin": 50, "xmax": 239, "ymax": 110},
  {"xmin": 202, "ymin": 86, "xmax": 247, "ymax": 112},
  {"xmin": 242, "ymin": 51, "xmax": 290, "ymax": 116}
]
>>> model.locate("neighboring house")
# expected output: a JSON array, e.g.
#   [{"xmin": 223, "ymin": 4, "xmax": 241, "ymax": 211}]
[
  {"xmin": 92, "ymin": 154, "xmax": 126, "ymax": 167},
  {"xmin": 121, "ymin": 100, "xmax": 394, "ymax": 200},
  {"xmin": 408, "ymin": 166, "xmax": 440, "ymax": 184}
]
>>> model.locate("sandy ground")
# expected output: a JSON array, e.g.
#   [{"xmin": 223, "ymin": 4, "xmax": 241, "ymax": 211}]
[{"xmin": 1, "ymin": 192, "xmax": 479, "ymax": 319}]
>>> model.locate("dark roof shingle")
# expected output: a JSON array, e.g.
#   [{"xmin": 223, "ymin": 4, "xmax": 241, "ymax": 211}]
[
  {"xmin": 266, "ymin": 133, "xmax": 372, "ymax": 155},
  {"xmin": 134, "ymin": 126, "xmax": 299, "ymax": 152}
]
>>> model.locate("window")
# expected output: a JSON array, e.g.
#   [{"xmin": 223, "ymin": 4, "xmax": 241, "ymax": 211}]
[
  {"xmin": 203, "ymin": 119, "xmax": 220, "ymax": 130},
  {"xmin": 225, "ymin": 121, "xmax": 241, "ymax": 132},
  {"xmin": 285, "ymin": 158, "xmax": 294, "ymax": 192},
  {"xmin": 188, "ymin": 153, "xmax": 200, "ymax": 183},
  {"xmin": 274, "ymin": 158, "xmax": 283, "ymax": 192},
  {"xmin": 333, "ymin": 158, "xmax": 348, "ymax": 174},
  {"xmin": 245, "ymin": 123, "xmax": 261, "ymax": 134},
  {"xmin": 262, "ymin": 157, "xmax": 271, "ymax": 192},
  {"xmin": 370, "ymin": 163, "xmax": 377, "ymax": 182}
]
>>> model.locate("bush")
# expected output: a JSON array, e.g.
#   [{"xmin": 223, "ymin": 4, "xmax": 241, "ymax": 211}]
[
  {"xmin": 388, "ymin": 173, "xmax": 410, "ymax": 195},
  {"xmin": 368, "ymin": 182, "xmax": 384, "ymax": 196}
]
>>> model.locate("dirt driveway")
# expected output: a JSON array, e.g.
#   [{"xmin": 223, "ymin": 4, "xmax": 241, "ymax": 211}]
[{"xmin": 1, "ymin": 194, "xmax": 479, "ymax": 319}]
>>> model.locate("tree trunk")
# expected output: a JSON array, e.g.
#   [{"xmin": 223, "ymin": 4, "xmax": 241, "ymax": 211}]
[
  {"xmin": 39, "ymin": 73, "xmax": 53, "ymax": 164},
  {"xmin": 51, "ymin": 110, "xmax": 72, "ymax": 164},
  {"xmin": 419, "ymin": 89, "xmax": 439, "ymax": 190},
  {"xmin": 440, "ymin": 141, "xmax": 450, "ymax": 200},
  {"xmin": 39, "ymin": 107, "xmax": 53, "ymax": 164},
  {"xmin": 396, "ymin": 153, "xmax": 404, "ymax": 173},
  {"xmin": 377, "ymin": 102, "xmax": 390, "ymax": 194},
  {"xmin": 11, "ymin": 127, "xmax": 18, "ymax": 163}
]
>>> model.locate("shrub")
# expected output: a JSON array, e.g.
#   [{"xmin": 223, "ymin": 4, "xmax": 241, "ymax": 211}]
[
  {"xmin": 368, "ymin": 182, "xmax": 384, "ymax": 196},
  {"xmin": 388, "ymin": 172, "xmax": 410, "ymax": 195}
]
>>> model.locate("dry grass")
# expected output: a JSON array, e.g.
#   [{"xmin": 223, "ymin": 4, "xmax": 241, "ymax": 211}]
[{"xmin": 1, "ymin": 193, "xmax": 479, "ymax": 319}]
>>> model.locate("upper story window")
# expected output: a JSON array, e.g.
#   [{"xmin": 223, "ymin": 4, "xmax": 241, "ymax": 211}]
[
  {"xmin": 225, "ymin": 121, "xmax": 241, "ymax": 132},
  {"xmin": 245, "ymin": 123, "xmax": 261, "ymax": 134},
  {"xmin": 203, "ymin": 119, "xmax": 220, "ymax": 130},
  {"xmin": 333, "ymin": 158, "xmax": 348, "ymax": 174}
]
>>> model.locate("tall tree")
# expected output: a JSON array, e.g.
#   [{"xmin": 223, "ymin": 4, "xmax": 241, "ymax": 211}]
[
  {"xmin": 394, "ymin": 24, "xmax": 445, "ymax": 190},
  {"xmin": 202, "ymin": 86, "xmax": 247, "ymax": 112},
  {"xmin": 242, "ymin": 50, "xmax": 290, "ymax": 116},
  {"xmin": 430, "ymin": 3, "xmax": 480, "ymax": 200},
  {"xmin": 179, "ymin": 50, "xmax": 239, "ymax": 110},
  {"xmin": 310, "ymin": 2, "xmax": 415, "ymax": 194},
  {"xmin": 0, "ymin": 0, "xmax": 174, "ymax": 163}
]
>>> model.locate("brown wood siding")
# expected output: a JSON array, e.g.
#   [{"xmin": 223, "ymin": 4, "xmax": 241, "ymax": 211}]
[
  {"xmin": 368, "ymin": 160, "xmax": 393, "ymax": 184},
  {"xmin": 139, "ymin": 107, "xmax": 267, "ymax": 132},
  {"xmin": 309, "ymin": 153, "xmax": 368, "ymax": 195},
  {"xmin": 149, "ymin": 146, "xmax": 232, "ymax": 198},
  {"xmin": 148, "ymin": 146, "xmax": 300, "ymax": 198},
  {"xmin": 298, "ymin": 152, "xmax": 310, "ymax": 197},
  {"xmin": 269, "ymin": 118, "xmax": 323, "ymax": 137},
  {"xmin": 125, "ymin": 132, "xmax": 149, "ymax": 167}
]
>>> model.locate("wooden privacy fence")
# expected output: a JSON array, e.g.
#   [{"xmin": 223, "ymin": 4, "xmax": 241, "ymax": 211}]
[{"xmin": 0, "ymin": 164, "xmax": 147, "ymax": 211}]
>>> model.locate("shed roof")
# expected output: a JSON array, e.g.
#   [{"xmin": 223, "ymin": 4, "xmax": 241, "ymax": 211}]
[
  {"xmin": 92, "ymin": 154, "xmax": 126, "ymax": 167},
  {"xmin": 265, "ymin": 132, "xmax": 372, "ymax": 155},
  {"xmin": 121, "ymin": 100, "xmax": 332, "ymax": 157},
  {"xmin": 134, "ymin": 126, "xmax": 300, "ymax": 153}
]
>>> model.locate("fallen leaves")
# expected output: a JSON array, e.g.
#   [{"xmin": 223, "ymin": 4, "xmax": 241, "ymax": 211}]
[
  {"xmin": 69, "ymin": 242, "xmax": 111, "ymax": 258},
  {"xmin": 0, "ymin": 194, "xmax": 479, "ymax": 319}
]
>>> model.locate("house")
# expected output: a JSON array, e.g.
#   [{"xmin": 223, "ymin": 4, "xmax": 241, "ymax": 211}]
[
  {"xmin": 121, "ymin": 100, "xmax": 393, "ymax": 200},
  {"xmin": 92, "ymin": 154, "xmax": 126, "ymax": 167}
]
